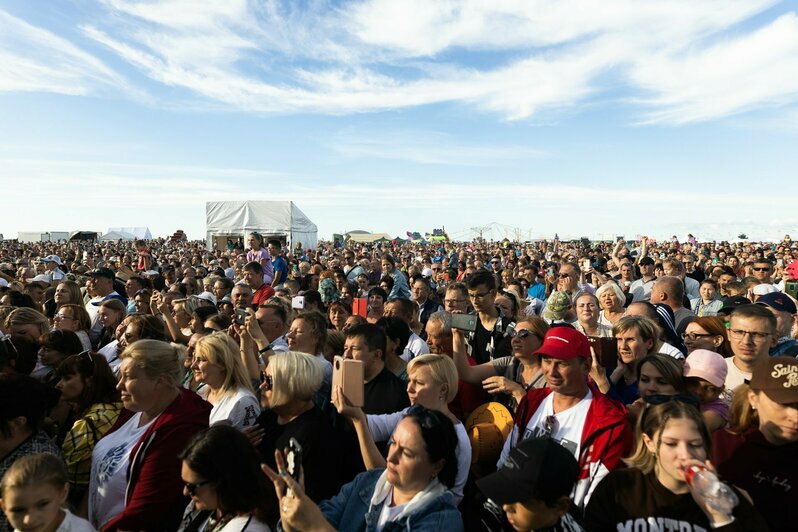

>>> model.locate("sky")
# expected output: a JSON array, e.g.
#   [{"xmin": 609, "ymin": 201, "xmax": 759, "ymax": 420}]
[{"xmin": 2, "ymin": 0, "xmax": 798, "ymax": 243}]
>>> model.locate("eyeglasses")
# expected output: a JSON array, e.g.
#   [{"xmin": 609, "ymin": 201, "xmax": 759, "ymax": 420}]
[
  {"xmin": 558, "ymin": 273, "xmax": 570, "ymax": 279},
  {"xmin": 508, "ymin": 329, "xmax": 534, "ymax": 340},
  {"xmin": 185, "ymin": 479, "xmax": 212, "ymax": 497},
  {"xmin": 468, "ymin": 291, "xmax": 491, "ymax": 301},
  {"xmin": 728, "ymin": 329, "xmax": 772, "ymax": 341},
  {"xmin": 53, "ymin": 314, "xmax": 74, "ymax": 321},
  {"xmin": 644, "ymin": 394, "xmax": 700, "ymax": 409},
  {"xmin": 681, "ymin": 332, "xmax": 717, "ymax": 341}
]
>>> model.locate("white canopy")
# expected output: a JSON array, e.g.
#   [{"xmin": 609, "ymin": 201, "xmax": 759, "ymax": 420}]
[
  {"xmin": 107, "ymin": 227, "xmax": 152, "ymax": 240},
  {"xmin": 205, "ymin": 201, "xmax": 318, "ymax": 251},
  {"xmin": 100, "ymin": 231, "xmax": 136, "ymax": 241}
]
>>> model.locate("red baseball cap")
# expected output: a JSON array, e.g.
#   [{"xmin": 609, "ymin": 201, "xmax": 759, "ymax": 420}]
[{"xmin": 534, "ymin": 327, "xmax": 590, "ymax": 360}]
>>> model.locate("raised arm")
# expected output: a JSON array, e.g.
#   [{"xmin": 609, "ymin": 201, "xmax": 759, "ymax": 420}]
[{"xmin": 452, "ymin": 328, "xmax": 498, "ymax": 384}]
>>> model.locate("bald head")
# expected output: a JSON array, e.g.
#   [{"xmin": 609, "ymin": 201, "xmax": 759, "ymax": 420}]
[{"xmin": 652, "ymin": 276, "xmax": 684, "ymax": 309}]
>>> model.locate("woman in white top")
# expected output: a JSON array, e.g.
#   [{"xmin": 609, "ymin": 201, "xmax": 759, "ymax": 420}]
[
  {"xmin": 52, "ymin": 304, "xmax": 93, "ymax": 352},
  {"xmin": 333, "ymin": 353, "xmax": 471, "ymax": 503},
  {"xmin": 177, "ymin": 425, "xmax": 272, "ymax": 532},
  {"xmin": 192, "ymin": 332, "xmax": 260, "ymax": 430},
  {"xmin": 596, "ymin": 281, "xmax": 626, "ymax": 328}
]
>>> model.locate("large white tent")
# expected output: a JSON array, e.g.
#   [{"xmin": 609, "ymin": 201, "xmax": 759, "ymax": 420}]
[{"xmin": 205, "ymin": 201, "xmax": 318, "ymax": 251}]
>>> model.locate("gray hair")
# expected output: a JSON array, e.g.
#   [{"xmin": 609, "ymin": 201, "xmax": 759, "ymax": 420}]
[{"xmin": 427, "ymin": 311, "xmax": 452, "ymax": 335}]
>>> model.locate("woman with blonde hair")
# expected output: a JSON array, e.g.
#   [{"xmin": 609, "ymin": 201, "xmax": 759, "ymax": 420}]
[
  {"xmin": 4, "ymin": 307, "xmax": 49, "ymax": 343},
  {"xmin": 89, "ymin": 340, "xmax": 211, "ymax": 531},
  {"xmin": 192, "ymin": 332, "xmax": 260, "ymax": 430},
  {"xmin": 333, "ymin": 353, "xmax": 471, "ymax": 503}
]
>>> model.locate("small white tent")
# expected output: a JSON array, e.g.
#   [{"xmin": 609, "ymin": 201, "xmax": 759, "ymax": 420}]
[
  {"xmin": 205, "ymin": 201, "xmax": 318, "ymax": 251},
  {"xmin": 100, "ymin": 231, "xmax": 136, "ymax": 241},
  {"xmin": 107, "ymin": 227, "xmax": 152, "ymax": 240}
]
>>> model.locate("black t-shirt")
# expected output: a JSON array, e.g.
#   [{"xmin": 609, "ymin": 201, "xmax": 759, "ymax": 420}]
[
  {"xmin": 364, "ymin": 367, "xmax": 410, "ymax": 415},
  {"xmin": 256, "ymin": 405, "xmax": 353, "ymax": 502},
  {"xmin": 470, "ymin": 314, "xmax": 513, "ymax": 365},
  {"xmin": 585, "ymin": 468, "xmax": 769, "ymax": 531}
]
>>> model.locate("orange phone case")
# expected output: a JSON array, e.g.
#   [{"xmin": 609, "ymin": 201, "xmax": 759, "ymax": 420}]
[{"xmin": 332, "ymin": 356, "xmax": 364, "ymax": 407}]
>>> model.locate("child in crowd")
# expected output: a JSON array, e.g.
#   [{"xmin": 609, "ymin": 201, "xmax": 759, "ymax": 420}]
[
  {"xmin": 683, "ymin": 349, "xmax": 729, "ymax": 431},
  {"xmin": 0, "ymin": 453, "xmax": 95, "ymax": 531}
]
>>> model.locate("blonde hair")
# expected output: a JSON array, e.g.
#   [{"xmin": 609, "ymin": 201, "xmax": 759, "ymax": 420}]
[
  {"xmin": 0, "ymin": 453, "xmax": 67, "ymax": 495},
  {"xmin": 407, "ymin": 354, "xmax": 458, "ymax": 403},
  {"xmin": 269, "ymin": 351, "xmax": 324, "ymax": 407},
  {"xmin": 5, "ymin": 307, "xmax": 50, "ymax": 337},
  {"xmin": 120, "ymin": 339, "xmax": 182, "ymax": 386},
  {"xmin": 613, "ymin": 316, "xmax": 662, "ymax": 355},
  {"xmin": 728, "ymin": 383, "xmax": 759, "ymax": 433},
  {"xmin": 596, "ymin": 282, "xmax": 625, "ymax": 308},
  {"xmin": 194, "ymin": 332, "xmax": 254, "ymax": 395}
]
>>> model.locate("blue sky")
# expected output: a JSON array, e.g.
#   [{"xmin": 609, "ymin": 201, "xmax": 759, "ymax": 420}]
[{"xmin": 2, "ymin": 0, "xmax": 798, "ymax": 242}]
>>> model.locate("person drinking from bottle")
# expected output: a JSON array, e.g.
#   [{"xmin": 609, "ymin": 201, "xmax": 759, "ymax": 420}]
[{"xmin": 585, "ymin": 400, "xmax": 768, "ymax": 530}]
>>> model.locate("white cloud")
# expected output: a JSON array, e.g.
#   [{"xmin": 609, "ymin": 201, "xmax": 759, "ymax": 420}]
[
  {"xmin": 4, "ymin": 0, "xmax": 797, "ymax": 123},
  {"xmin": 0, "ymin": 9, "xmax": 135, "ymax": 97}
]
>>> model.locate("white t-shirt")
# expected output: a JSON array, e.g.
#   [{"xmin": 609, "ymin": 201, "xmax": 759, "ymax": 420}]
[
  {"xmin": 367, "ymin": 409, "xmax": 470, "ymax": 504},
  {"xmin": 722, "ymin": 357, "xmax": 751, "ymax": 405},
  {"xmin": 377, "ymin": 495, "xmax": 407, "ymax": 531},
  {"xmin": 177, "ymin": 503, "xmax": 271, "ymax": 532},
  {"xmin": 498, "ymin": 390, "xmax": 593, "ymax": 467},
  {"xmin": 52, "ymin": 508, "xmax": 96, "ymax": 532},
  {"xmin": 89, "ymin": 412, "xmax": 155, "ymax": 529},
  {"xmin": 209, "ymin": 387, "xmax": 261, "ymax": 430},
  {"xmin": 97, "ymin": 340, "xmax": 122, "ymax": 375},
  {"xmin": 400, "ymin": 333, "xmax": 430, "ymax": 362}
]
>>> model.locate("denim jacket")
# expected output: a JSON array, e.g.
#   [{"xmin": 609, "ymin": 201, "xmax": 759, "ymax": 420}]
[{"xmin": 299, "ymin": 469, "xmax": 463, "ymax": 532}]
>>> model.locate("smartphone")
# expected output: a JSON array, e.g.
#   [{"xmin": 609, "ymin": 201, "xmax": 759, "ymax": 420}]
[
  {"xmin": 332, "ymin": 356, "xmax": 364, "ymax": 407},
  {"xmin": 352, "ymin": 297, "xmax": 368, "ymax": 318},
  {"xmin": 785, "ymin": 282, "xmax": 798, "ymax": 299},
  {"xmin": 451, "ymin": 313, "xmax": 478, "ymax": 332},
  {"xmin": 291, "ymin": 295, "xmax": 305, "ymax": 310},
  {"xmin": 234, "ymin": 308, "xmax": 247, "ymax": 325},
  {"xmin": 587, "ymin": 336, "xmax": 618, "ymax": 369}
]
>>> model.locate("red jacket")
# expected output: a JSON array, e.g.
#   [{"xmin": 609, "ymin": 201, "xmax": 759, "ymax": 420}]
[
  {"xmin": 514, "ymin": 383, "xmax": 633, "ymax": 508},
  {"xmin": 102, "ymin": 389, "xmax": 211, "ymax": 531}
]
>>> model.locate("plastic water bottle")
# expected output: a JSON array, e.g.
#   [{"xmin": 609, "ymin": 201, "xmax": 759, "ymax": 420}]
[{"xmin": 684, "ymin": 466, "xmax": 739, "ymax": 515}]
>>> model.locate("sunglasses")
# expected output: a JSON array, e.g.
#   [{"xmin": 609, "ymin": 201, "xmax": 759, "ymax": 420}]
[
  {"xmin": 752, "ymin": 267, "xmax": 771, "ymax": 272},
  {"xmin": 185, "ymin": 479, "xmax": 212, "ymax": 497},
  {"xmin": 508, "ymin": 329, "xmax": 534, "ymax": 340},
  {"xmin": 644, "ymin": 393, "xmax": 700, "ymax": 409},
  {"xmin": 261, "ymin": 372, "xmax": 273, "ymax": 391},
  {"xmin": 76, "ymin": 349, "xmax": 95, "ymax": 375}
]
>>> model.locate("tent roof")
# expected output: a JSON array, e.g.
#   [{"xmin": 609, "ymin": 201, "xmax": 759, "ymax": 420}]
[
  {"xmin": 206, "ymin": 201, "xmax": 317, "ymax": 233},
  {"xmin": 107, "ymin": 227, "xmax": 152, "ymax": 240},
  {"xmin": 346, "ymin": 232, "xmax": 394, "ymax": 243},
  {"xmin": 101, "ymin": 231, "xmax": 136, "ymax": 241}
]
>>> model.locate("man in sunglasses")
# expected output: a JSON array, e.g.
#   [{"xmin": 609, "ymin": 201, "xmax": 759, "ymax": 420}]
[{"xmin": 752, "ymin": 259, "xmax": 776, "ymax": 286}]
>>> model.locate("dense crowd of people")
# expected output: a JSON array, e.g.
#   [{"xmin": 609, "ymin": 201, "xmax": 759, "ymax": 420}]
[{"xmin": 0, "ymin": 232, "xmax": 796, "ymax": 531}]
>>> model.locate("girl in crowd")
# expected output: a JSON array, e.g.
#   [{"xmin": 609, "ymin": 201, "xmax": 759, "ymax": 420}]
[
  {"xmin": 625, "ymin": 354, "xmax": 686, "ymax": 422},
  {"xmin": 683, "ymin": 350, "xmax": 729, "ymax": 431},
  {"xmin": 596, "ymin": 282, "xmax": 626, "ymax": 327},
  {"xmin": 266, "ymin": 406, "xmax": 462, "ymax": 531},
  {"xmin": 585, "ymin": 400, "xmax": 767, "ymax": 530},
  {"xmin": 192, "ymin": 332, "xmax": 260, "ymax": 430},
  {"xmin": 682, "ymin": 316, "xmax": 732, "ymax": 358},
  {"xmin": 0, "ymin": 453, "xmax": 95, "ymax": 532},
  {"xmin": 286, "ymin": 312, "xmax": 332, "ymax": 405},
  {"xmin": 96, "ymin": 299, "xmax": 126, "ymax": 350},
  {"xmin": 53, "ymin": 304, "xmax": 93, "ymax": 351},
  {"xmin": 714, "ymin": 356, "xmax": 798, "ymax": 531},
  {"xmin": 246, "ymin": 232, "xmax": 274, "ymax": 285},
  {"xmin": 453, "ymin": 317, "xmax": 548, "ymax": 413},
  {"xmin": 53, "ymin": 280, "xmax": 84, "ymax": 315},
  {"xmin": 55, "ymin": 351, "xmax": 121, "ymax": 508},
  {"xmin": 89, "ymin": 340, "xmax": 211, "ymax": 531},
  {"xmin": 32, "ymin": 329, "xmax": 83, "ymax": 383},
  {"xmin": 177, "ymin": 426, "xmax": 273, "ymax": 531},
  {"xmin": 691, "ymin": 279, "xmax": 723, "ymax": 317},
  {"xmin": 333, "ymin": 354, "xmax": 471, "ymax": 503}
]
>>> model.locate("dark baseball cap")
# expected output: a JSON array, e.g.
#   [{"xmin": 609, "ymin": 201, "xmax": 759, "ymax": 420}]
[
  {"xmin": 87, "ymin": 267, "xmax": 115, "ymax": 280},
  {"xmin": 720, "ymin": 296, "xmax": 751, "ymax": 314},
  {"xmin": 756, "ymin": 292, "xmax": 797, "ymax": 314},
  {"xmin": 476, "ymin": 438, "xmax": 579, "ymax": 505},
  {"xmin": 638, "ymin": 256, "xmax": 655, "ymax": 266}
]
